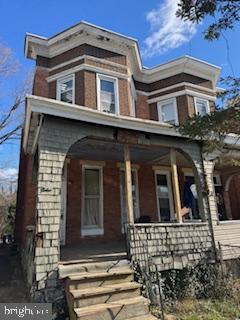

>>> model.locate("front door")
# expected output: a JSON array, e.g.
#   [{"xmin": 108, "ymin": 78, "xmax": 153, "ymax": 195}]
[
  {"xmin": 120, "ymin": 169, "xmax": 140, "ymax": 230},
  {"xmin": 82, "ymin": 166, "xmax": 103, "ymax": 236},
  {"xmin": 155, "ymin": 170, "xmax": 174, "ymax": 222},
  {"xmin": 60, "ymin": 165, "xmax": 67, "ymax": 245}
]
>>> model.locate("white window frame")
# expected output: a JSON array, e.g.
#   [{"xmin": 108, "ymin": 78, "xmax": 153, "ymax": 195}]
[
  {"xmin": 154, "ymin": 169, "xmax": 175, "ymax": 222},
  {"xmin": 194, "ymin": 97, "xmax": 210, "ymax": 116},
  {"xmin": 81, "ymin": 165, "xmax": 104, "ymax": 236},
  {"xmin": 120, "ymin": 168, "xmax": 140, "ymax": 232},
  {"xmin": 157, "ymin": 98, "xmax": 179, "ymax": 125},
  {"xmin": 56, "ymin": 74, "xmax": 75, "ymax": 104},
  {"xmin": 96, "ymin": 73, "xmax": 119, "ymax": 115}
]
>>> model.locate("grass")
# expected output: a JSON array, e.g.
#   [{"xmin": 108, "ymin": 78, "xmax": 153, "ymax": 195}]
[{"xmin": 151, "ymin": 281, "xmax": 240, "ymax": 320}]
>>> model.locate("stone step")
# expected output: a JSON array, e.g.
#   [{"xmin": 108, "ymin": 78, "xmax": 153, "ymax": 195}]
[
  {"xmin": 69, "ymin": 282, "xmax": 141, "ymax": 308},
  {"xmin": 73, "ymin": 296, "xmax": 150, "ymax": 320},
  {"xmin": 61, "ymin": 252, "xmax": 127, "ymax": 265},
  {"xmin": 59, "ymin": 259, "xmax": 129, "ymax": 279},
  {"xmin": 67, "ymin": 268, "xmax": 134, "ymax": 290},
  {"xmin": 126, "ymin": 314, "xmax": 158, "ymax": 320}
]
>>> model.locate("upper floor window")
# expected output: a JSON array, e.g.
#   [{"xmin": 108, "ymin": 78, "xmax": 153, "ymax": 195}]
[
  {"xmin": 57, "ymin": 75, "xmax": 74, "ymax": 104},
  {"xmin": 157, "ymin": 98, "xmax": 178, "ymax": 125},
  {"xmin": 97, "ymin": 74, "xmax": 119, "ymax": 114},
  {"xmin": 194, "ymin": 97, "xmax": 209, "ymax": 116}
]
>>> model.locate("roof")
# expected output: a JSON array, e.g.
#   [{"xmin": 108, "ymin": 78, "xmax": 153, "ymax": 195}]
[{"xmin": 25, "ymin": 20, "xmax": 221, "ymax": 85}]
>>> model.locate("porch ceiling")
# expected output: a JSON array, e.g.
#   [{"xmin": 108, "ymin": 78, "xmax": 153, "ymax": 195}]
[{"xmin": 67, "ymin": 138, "xmax": 192, "ymax": 166}]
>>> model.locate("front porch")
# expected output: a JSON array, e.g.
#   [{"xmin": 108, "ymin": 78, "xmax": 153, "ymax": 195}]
[{"xmin": 59, "ymin": 136, "xmax": 208, "ymax": 247}]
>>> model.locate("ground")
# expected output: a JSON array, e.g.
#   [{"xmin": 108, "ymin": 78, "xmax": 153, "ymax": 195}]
[
  {"xmin": 152, "ymin": 284, "xmax": 240, "ymax": 320},
  {"xmin": 0, "ymin": 246, "xmax": 29, "ymax": 302}
]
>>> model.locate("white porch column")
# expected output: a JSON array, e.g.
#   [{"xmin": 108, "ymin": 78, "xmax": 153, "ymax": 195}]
[
  {"xmin": 170, "ymin": 149, "xmax": 182, "ymax": 223},
  {"xmin": 124, "ymin": 145, "xmax": 134, "ymax": 224}
]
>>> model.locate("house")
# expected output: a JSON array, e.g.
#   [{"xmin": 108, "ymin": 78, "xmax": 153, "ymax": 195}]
[{"xmin": 15, "ymin": 21, "xmax": 240, "ymax": 319}]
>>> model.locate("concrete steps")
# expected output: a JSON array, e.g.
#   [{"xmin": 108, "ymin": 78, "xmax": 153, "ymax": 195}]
[{"xmin": 59, "ymin": 257, "xmax": 158, "ymax": 320}]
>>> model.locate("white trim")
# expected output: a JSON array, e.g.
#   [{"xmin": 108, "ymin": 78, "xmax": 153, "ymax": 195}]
[
  {"xmin": 154, "ymin": 169, "xmax": 175, "ymax": 222},
  {"xmin": 47, "ymin": 63, "xmax": 129, "ymax": 82},
  {"xmin": 129, "ymin": 77, "xmax": 137, "ymax": 117},
  {"xmin": 49, "ymin": 54, "xmax": 128, "ymax": 72},
  {"xmin": 157, "ymin": 98, "xmax": 179, "ymax": 126},
  {"xmin": 56, "ymin": 74, "xmax": 75, "ymax": 104},
  {"xmin": 81, "ymin": 165, "xmax": 104, "ymax": 236},
  {"xmin": 25, "ymin": 21, "xmax": 221, "ymax": 85},
  {"xmin": 60, "ymin": 163, "xmax": 67, "ymax": 245},
  {"xmin": 96, "ymin": 73, "xmax": 119, "ymax": 115},
  {"xmin": 81, "ymin": 228, "xmax": 104, "ymax": 236},
  {"xmin": 148, "ymin": 89, "xmax": 216, "ymax": 104},
  {"xmin": 22, "ymin": 94, "xmax": 185, "ymax": 152},
  {"xmin": 194, "ymin": 97, "xmax": 210, "ymax": 116},
  {"xmin": 137, "ymin": 82, "xmax": 216, "ymax": 97},
  {"xmin": 31, "ymin": 114, "xmax": 43, "ymax": 154}
]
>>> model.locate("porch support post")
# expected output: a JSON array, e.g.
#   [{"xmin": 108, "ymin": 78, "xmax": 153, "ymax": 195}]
[
  {"xmin": 124, "ymin": 144, "xmax": 134, "ymax": 224},
  {"xmin": 170, "ymin": 149, "xmax": 182, "ymax": 223}
]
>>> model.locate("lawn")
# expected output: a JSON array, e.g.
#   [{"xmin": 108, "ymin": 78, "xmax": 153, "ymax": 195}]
[{"xmin": 152, "ymin": 280, "xmax": 240, "ymax": 320}]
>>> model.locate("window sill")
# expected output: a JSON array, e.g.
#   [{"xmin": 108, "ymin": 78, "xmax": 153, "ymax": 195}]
[
  {"xmin": 218, "ymin": 220, "xmax": 240, "ymax": 225},
  {"xmin": 81, "ymin": 228, "xmax": 104, "ymax": 236}
]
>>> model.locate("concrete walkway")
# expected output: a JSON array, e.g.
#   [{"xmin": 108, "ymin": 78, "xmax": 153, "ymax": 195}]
[{"xmin": 0, "ymin": 246, "xmax": 29, "ymax": 302}]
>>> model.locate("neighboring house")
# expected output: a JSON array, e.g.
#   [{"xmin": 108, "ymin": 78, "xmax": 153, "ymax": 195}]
[{"xmin": 15, "ymin": 21, "xmax": 240, "ymax": 318}]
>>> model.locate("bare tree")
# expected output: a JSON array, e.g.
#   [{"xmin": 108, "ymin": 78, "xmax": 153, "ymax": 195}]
[{"xmin": 0, "ymin": 43, "xmax": 32, "ymax": 145}]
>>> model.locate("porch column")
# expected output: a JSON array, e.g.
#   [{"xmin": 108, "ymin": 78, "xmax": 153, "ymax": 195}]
[
  {"xmin": 170, "ymin": 149, "xmax": 182, "ymax": 223},
  {"xmin": 124, "ymin": 145, "xmax": 134, "ymax": 224}
]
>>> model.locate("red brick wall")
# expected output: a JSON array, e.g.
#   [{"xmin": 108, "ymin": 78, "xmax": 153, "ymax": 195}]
[
  {"xmin": 32, "ymin": 67, "xmax": 49, "ymax": 98},
  {"xmin": 119, "ymin": 79, "xmax": 131, "ymax": 116},
  {"xmin": 15, "ymin": 145, "xmax": 36, "ymax": 247},
  {"xmin": 65, "ymin": 160, "xmax": 161, "ymax": 245},
  {"xmin": 138, "ymin": 165, "xmax": 158, "ymax": 221},
  {"xmin": 135, "ymin": 93, "xmax": 150, "ymax": 119}
]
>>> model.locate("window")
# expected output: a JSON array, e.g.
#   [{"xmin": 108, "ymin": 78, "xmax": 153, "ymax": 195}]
[
  {"xmin": 155, "ymin": 170, "xmax": 174, "ymax": 222},
  {"xmin": 97, "ymin": 74, "xmax": 119, "ymax": 114},
  {"xmin": 82, "ymin": 166, "xmax": 103, "ymax": 236},
  {"xmin": 157, "ymin": 98, "xmax": 178, "ymax": 125},
  {"xmin": 183, "ymin": 173, "xmax": 200, "ymax": 220},
  {"xmin": 194, "ymin": 97, "xmax": 209, "ymax": 116},
  {"xmin": 57, "ymin": 75, "xmax": 74, "ymax": 103}
]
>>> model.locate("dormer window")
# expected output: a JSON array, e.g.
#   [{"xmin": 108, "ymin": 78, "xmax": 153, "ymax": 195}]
[
  {"xmin": 194, "ymin": 97, "xmax": 209, "ymax": 116},
  {"xmin": 97, "ymin": 74, "xmax": 119, "ymax": 114},
  {"xmin": 57, "ymin": 75, "xmax": 74, "ymax": 104},
  {"xmin": 157, "ymin": 98, "xmax": 178, "ymax": 125}
]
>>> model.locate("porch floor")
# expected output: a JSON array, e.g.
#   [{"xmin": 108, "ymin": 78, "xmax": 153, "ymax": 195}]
[{"xmin": 60, "ymin": 241, "xmax": 127, "ymax": 264}]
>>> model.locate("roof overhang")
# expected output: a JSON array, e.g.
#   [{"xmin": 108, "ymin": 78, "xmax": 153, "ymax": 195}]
[
  {"xmin": 23, "ymin": 95, "xmax": 240, "ymax": 155},
  {"xmin": 23, "ymin": 95, "xmax": 183, "ymax": 153},
  {"xmin": 25, "ymin": 21, "xmax": 221, "ymax": 85}
]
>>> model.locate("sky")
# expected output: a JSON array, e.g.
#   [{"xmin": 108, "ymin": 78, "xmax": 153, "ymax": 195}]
[{"xmin": 0, "ymin": 0, "xmax": 239, "ymax": 181}]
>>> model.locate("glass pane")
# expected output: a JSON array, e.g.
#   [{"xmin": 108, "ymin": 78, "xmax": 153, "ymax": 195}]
[
  {"xmin": 100, "ymin": 79, "xmax": 116, "ymax": 113},
  {"xmin": 156, "ymin": 174, "xmax": 171, "ymax": 221},
  {"xmin": 101, "ymin": 79, "xmax": 114, "ymax": 93},
  {"xmin": 61, "ymin": 90, "xmax": 73, "ymax": 103},
  {"xmin": 84, "ymin": 198, "xmax": 100, "ymax": 226},
  {"xmin": 196, "ymin": 100, "xmax": 207, "ymax": 116},
  {"xmin": 60, "ymin": 79, "xmax": 73, "ymax": 92},
  {"xmin": 161, "ymin": 103, "xmax": 175, "ymax": 124},
  {"xmin": 85, "ymin": 169, "xmax": 100, "ymax": 196},
  {"xmin": 158, "ymin": 198, "xmax": 171, "ymax": 221}
]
